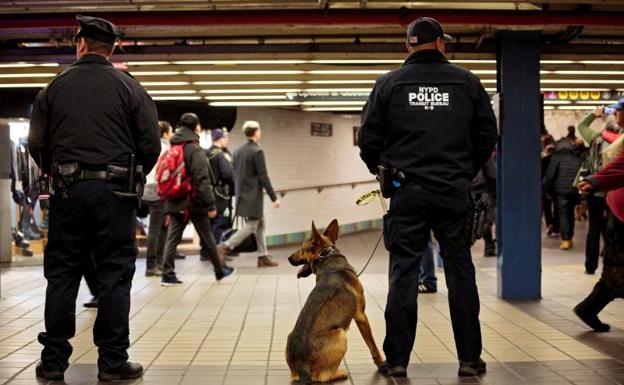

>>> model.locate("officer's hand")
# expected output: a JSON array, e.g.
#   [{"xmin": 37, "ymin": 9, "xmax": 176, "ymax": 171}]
[
  {"xmin": 577, "ymin": 181, "xmax": 595, "ymax": 195},
  {"xmin": 208, "ymin": 209, "xmax": 218, "ymax": 219},
  {"xmin": 273, "ymin": 199, "xmax": 281, "ymax": 209},
  {"xmin": 594, "ymin": 106, "xmax": 605, "ymax": 117}
]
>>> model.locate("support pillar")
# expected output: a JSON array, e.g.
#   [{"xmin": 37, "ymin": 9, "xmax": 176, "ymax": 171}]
[{"xmin": 495, "ymin": 31, "xmax": 542, "ymax": 300}]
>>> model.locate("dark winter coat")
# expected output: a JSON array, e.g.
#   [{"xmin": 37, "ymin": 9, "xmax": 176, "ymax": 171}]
[
  {"xmin": 165, "ymin": 126, "xmax": 216, "ymax": 215},
  {"xmin": 233, "ymin": 140, "xmax": 277, "ymax": 218},
  {"xmin": 542, "ymin": 138, "xmax": 583, "ymax": 196}
]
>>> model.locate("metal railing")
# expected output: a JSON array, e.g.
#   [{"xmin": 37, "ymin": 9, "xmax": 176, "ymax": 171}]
[{"xmin": 275, "ymin": 179, "xmax": 376, "ymax": 197}]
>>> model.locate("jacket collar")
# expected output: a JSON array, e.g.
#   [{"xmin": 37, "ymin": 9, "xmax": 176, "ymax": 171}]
[
  {"xmin": 73, "ymin": 53, "xmax": 113, "ymax": 67},
  {"xmin": 403, "ymin": 49, "xmax": 449, "ymax": 67}
]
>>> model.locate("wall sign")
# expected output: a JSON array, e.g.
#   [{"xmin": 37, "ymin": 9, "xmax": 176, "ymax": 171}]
[{"xmin": 311, "ymin": 122, "xmax": 333, "ymax": 137}]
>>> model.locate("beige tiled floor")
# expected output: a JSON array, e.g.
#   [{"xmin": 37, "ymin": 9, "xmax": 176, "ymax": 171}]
[{"xmin": 0, "ymin": 224, "xmax": 623, "ymax": 385}]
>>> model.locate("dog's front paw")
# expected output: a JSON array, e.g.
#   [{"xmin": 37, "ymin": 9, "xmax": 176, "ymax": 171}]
[{"xmin": 377, "ymin": 361, "xmax": 388, "ymax": 374}]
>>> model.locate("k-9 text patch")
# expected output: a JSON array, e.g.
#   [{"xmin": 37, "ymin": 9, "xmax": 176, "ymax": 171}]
[{"xmin": 406, "ymin": 86, "xmax": 452, "ymax": 111}]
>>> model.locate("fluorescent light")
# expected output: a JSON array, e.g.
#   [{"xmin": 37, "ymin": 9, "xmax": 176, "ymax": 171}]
[
  {"xmin": 557, "ymin": 106, "xmax": 596, "ymax": 110},
  {"xmin": 125, "ymin": 61, "xmax": 171, "ymax": 66},
  {"xmin": 184, "ymin": 70, "xmax": 304, "ymax": 75},
  {"xmin": 306, "ymin": 80, "xmax": 376, "ymax": 84},
  {"xmin": 131, "ymin": 71, "xmax": 181, "ymax": 76},
  {"xmin": 472, "ymin": 70, "xmax": 497, "ymax": 75},
  {"xmin": 303, "ymin": 88, "xmax": 371, "ymax": 92},
  {"xmin": 201, "ymin": 89, "xmax": 302, "ymax": 94},
  {"xmin": 174, "ymin": 60, "xmax": 306, "ymax": 65},
  {"xmin": 0, "ymin": 83, "xmax": 47, "ymax": 88},
  {"xmin": 147, "ymin": 90, "xmax": 197, "ymax": 94},
  {"xmin": 578, "ymin": 60, "xmax": 624, "ymax": 65},
  {"xmin": 308, "ymin": 70, "xmax": 388, "ymax": 75},
  {"xmin": 451, "ymin": 60, "xmax": 497, "ymax": 64},
  {"xmin": 303, "ymin": 107, "xmax": 363, "ymax": 112},
  {"xmin": 546, "ymin": 70, "xmax": 624, "ymax": 75},
  {"xmin": 141, "ymin": 81, "xmax": 190, "ymax": 86},
  {"xmin": 0, "ymin": 63, "xmax": 58, "ymax": 68},
  {"xmin": 208, "ymin": 101, "xmax": 301, "ymax": 107},
  {"xmin": 301, "ymin": 101, "xmax": 366, "ymax": 106},
  {"xmin": 543, "ymin": 100, "xmax": 572, "ymax": 105},
  {"xmin": 543, "ymin": 106, "xmax": 556, "ymax": 110},
  {"xmin": 480, "ymin": 79, "xmax": 497, "ymax": 84},
  {"xmin": 194, "ymin": 80, "xmax": 303, "ymax": 86},
  {"xmin": 151, "ymin": 96, "xmax": 202, "ymax": 101},
  {"xmin": 541, "ymin": 87, "xmax": 611, "ymax": 91},
  {"xmin": 310, "ymin": 59, "xmax": 403, "ymax": 64},
  {"xmin": 540, "ymin": 60, "xmax": 576, "ymax": 64},
  {"xmin": 541, "ymin": 79, "xmax": 624, "ymax": 84},
  {"xmin": 204, "ymin": 95, "xmax": 286, "ymax": 100},
  {"xmin": 0, "ymin": 73, "xmax": 56, "ymax": 78},
  {"xmin": 575, "ymin": 100, "xmax": 619, "ymax": 104}
]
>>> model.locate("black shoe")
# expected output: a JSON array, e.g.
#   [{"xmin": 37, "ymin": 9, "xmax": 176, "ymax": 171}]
[
  {"xmin": 385, "ymin": 365, "xmax": 407, "ymax": 378},
  {"xmin": 83, "ymin": 297, "xmax": 99, "ymax": 308},
  {"xmin": 458, "ymin": 358, "xmax": 486, "ymax": 376},
  {"xmin": 418, "ymin": 282, "xmax": 437, "ymax": 294},
  {"xmin": 584, "ymin": 269, "xmax": 596, "ymax": 275},
  {"xmin": 573, "ymin": 305, "xmax": 610, "ymax": 332},
  {"xmin": 35, "ymin": 361, "xmax": 64, "ymax": 381},
  {"xmin": 160, "ymin": 275, "xmax": 183, "ymax": 286},
  {"xmin": 174, "ymin": 253, "xmax": 186, "ymax": 260},
  {"xmin": 484, "ymin": 248, "xmax": 496, "ymax": 257},
  {"xmin": 216, "ymin": 266, "xmax": 236, "ymax": 281},
  {"xmin": 98, "ymin": 361, "xmax": 143, "ymax": 381}
]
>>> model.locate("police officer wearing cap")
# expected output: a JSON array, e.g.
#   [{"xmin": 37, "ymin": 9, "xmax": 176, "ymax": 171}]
[
  {"xmin": 358, "ymin": 17, "xmax": 497, "ymax": 378},
  {"xmin": 29, "ymin": 15, "xmax": 160, "ymax": 381}
]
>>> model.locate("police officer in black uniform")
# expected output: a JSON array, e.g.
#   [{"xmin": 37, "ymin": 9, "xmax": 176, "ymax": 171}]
[
  {"xmin": 358, "ymin": 17, "xmax": 497, "ymax": 378},
  {"xmin": 28, "ymin": 15, "xmax": 160, "ymax": 382}
]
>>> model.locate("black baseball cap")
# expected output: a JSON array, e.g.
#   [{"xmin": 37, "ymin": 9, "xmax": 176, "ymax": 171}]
[
  {"xmin": 406, "ymin": 17, "xmax": 453, "ymax": 46},
  {"xmin": 75, "ymin": 15, "xmax": 123, "ymax": 44}
]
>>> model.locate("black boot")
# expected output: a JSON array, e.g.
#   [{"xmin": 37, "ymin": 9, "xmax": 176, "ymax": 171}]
[
  {"xmin": 458, "ymin": 358, "xmax": 486, "ymax": 376},
  {"xmin": 35, "ymin": 361, "xmax": 64, "ymax": 381},
  {"xmin": 98, "ymin": 361, "xmax": 143, "ymax": 381},
  {"xmin": 574, "ymin": 281, "xmax": 615, "ymax": 332}
]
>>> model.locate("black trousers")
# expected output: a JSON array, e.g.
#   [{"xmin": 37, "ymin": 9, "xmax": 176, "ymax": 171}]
[
  {"xmin": 556, "ymin": 194, "xmax": 579, "ymax": 241},
  {"xmin": 83, "ymin": 254, "xmax": 99, "ymax": 298},
  {"xmin": 543, "ymin": 194, "xmax": 559, "ymax": 232},
  {"xmin": 39, "ymin": 180, "xmax": 136, "ymax": 373},
  {"xmin": 145, "ymin": 199, "xmax": 167, "ymax": 270},
  {"xmin": 585, "ymin": 195, "xmax": 606, "ymax": 273},
  {"xmin": 383, "ymin": 183, "xmax": 482, "ymax": 366},
  {"xmin": 162, "ymin": 212, "xmax": 223, "ymax": 279}
]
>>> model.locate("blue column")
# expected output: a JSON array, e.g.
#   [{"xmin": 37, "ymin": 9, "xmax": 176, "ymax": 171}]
[{"xmin": 495, "ymin": 31, "xmax": 542, "ymax": 300}]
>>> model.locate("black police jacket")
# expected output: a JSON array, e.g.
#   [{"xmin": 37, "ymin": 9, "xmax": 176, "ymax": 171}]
[
  {"xmin": 358, "ymin": 49, "xmax": 498, "ymax": 195},
  {"xmin": 29, "ymin": 54, "xmax": 160, "ymax": 175}
]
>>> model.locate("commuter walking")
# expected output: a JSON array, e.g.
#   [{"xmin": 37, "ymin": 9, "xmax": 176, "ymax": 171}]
[
  {"xmin": 142, "ymin": 121, "xmax": 173, "ymax": 277},
  {"xmin": 576, "ymin": 104, "xmax": 624, "ymax": 274},
  {"xmin": 200, "ymin": 128, "xmax": 235, "ymax": 261},
  {"xmin": 541, "ymin": 134, "xmax": 559, "ymax": 236},
  {"xmin": 575, "ymin": 149, "xmax": 624, "ymax": 332},
  {"xmin": 358, "ymin": 17, "xmax": 497, "ymax": 378},
  {"xmin": 543, "ymin": 138, "xmax": 584, "ymax": 250},
  {"xmin": 217, "ymin": 121, "xmax": 281, "ymax": 267},
  {"xmin": 160, "ymin": 113, "xmax": 235, "ymax": 285},
  {"xmin": 29, "ymin": 15, "xmax": 160, "ymax": 381}
]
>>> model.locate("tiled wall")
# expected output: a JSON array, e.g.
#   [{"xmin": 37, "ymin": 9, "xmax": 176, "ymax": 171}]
[
  {"xmin": 544, "ymin": 109, "xmax": 610, "ymax": 141},
  {"xmin": 226, "ymin": 108, "xmax": 384, "ymax": 239}
]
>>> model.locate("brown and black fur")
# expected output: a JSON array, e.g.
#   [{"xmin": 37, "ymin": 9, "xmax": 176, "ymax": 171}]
[{"xmin": 286, "ymin": 219, "xmax": 386, "ymax": 384}]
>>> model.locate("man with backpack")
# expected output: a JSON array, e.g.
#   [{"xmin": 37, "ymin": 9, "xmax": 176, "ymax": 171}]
[
  {"xmin": 158, "ymin": 113, "xmax": 235, "ymax": 285},
  {"xmin": 200, "ymin": 128, "xmax": 235, "ymax": 260}
]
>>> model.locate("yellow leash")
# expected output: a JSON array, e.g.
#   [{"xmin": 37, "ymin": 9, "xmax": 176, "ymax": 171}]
[{"xmin": 354, "ymin": 189, "xmax": 388, "ymax": 276}]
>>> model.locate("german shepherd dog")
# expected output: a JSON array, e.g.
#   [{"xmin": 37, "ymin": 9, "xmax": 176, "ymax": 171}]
[{"xmin": 286, "ymin": 219, "xmax": 386, "ymax": 384}]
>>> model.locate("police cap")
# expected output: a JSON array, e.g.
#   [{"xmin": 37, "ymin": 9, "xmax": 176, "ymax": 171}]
[
  {"xmin": 407, "ymin": 17, "xmax": 453, "ymax": 46},
  {"xmin": 75, "ymin": 15, "xmax": 123, "ymax": 45}
]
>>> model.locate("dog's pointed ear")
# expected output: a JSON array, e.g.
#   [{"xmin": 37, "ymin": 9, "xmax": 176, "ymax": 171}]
[
  {"xmin": 323, "ymin": 219, "xmax": 339, "ymax": 243},
  {"xmin": 311, "ymin": 221, "xmax": 322, "ymax": 240}
]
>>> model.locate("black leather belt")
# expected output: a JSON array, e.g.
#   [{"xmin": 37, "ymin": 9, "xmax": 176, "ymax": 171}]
[{"xmin": 81, "ymin": 170, "xmax": 109, "ymax": 180}]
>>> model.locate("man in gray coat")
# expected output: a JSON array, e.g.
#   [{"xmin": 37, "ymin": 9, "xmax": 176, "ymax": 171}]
[{"xmin": 218, "ymin": 120, "xmax": 281, "ymax": 267}]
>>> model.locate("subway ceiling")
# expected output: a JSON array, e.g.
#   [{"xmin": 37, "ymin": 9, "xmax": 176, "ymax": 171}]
[{"xmin": 1, "ymin": 0, "xmax": 624, "ymax": 112}]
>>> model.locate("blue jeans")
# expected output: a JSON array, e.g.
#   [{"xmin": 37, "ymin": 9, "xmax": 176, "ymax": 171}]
[{"xmin": 419, "ymin": 241, "xmax": 437, "ymax": 289}]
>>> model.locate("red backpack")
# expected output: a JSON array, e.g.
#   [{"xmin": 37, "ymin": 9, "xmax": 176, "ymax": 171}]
[{"xmin": 156, "ymin": 143, "xmax": 193, "ymax": 201}]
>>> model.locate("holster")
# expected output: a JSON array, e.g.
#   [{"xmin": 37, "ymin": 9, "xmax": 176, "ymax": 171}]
[
  {"xmin": 471, "ymin": 192, "xmax": 490, "ymax": 244},
  {"xmin": 378, "ymin": 165, "xmax": 404, "ymax": 199}
]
